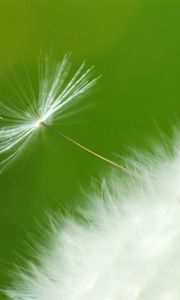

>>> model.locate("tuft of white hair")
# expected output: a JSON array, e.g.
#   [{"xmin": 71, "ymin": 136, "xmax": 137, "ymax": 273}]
[
  {"xmin": 4, "ymin": 138, "xmax": 180, "ymax": 299},
  {"xmin": 0, "ymin": 54, "xmax": 98, "ymax": 172}
]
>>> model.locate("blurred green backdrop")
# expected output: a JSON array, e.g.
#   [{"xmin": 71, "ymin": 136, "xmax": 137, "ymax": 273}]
[{"xmin": 0, "ymin": 0, "xmax": 180, "ymax": 295}]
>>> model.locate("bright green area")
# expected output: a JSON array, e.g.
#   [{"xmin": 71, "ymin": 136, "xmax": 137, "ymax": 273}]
[{"xmin": 0, "ymin": 0, "xmax": 180, "ymax": 296}]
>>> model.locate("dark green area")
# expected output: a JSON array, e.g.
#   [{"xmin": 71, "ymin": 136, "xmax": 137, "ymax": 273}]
[{"xmin": 0, "ymin": 0, "xmax": 180, "ymax": 296}]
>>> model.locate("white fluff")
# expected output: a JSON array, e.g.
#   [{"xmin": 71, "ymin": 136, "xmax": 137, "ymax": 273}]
[
  {"xmin": 5, "ymin": 139, "xmax": 180, "ymax": 299},
  {"xmin": 0, "ymin": 55, "xmax": 98, "ymax": 171}
]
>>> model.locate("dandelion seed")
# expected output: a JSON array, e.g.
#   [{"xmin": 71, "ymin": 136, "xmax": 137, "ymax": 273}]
[{"xmin": 0, "ymin": 54, "xmax": 128, "ymax": 173}]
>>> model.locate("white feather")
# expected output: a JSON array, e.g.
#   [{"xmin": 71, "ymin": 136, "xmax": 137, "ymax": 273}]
[{"xmin": 4, "ymin": 138, "xmax": 180, "ymax": 299}]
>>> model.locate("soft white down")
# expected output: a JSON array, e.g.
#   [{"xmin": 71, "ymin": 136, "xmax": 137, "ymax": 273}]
[{"xmin": 5, "ymin": 140, "xmax": 180, "ymax": 300}]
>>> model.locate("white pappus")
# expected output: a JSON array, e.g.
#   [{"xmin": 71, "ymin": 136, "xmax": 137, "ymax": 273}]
[
  {"xmin": 4, "ymin": 135, "xmax": 180, "ymax": 300},
  {"xmin": 0, "ymin": 54, "xmax": 98, "ymax": 172}
]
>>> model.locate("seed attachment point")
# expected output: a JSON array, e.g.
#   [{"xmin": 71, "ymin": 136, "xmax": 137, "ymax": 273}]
[{"xmin": 35, "ymin": 118, "xmax": 45, "ymax": 128}]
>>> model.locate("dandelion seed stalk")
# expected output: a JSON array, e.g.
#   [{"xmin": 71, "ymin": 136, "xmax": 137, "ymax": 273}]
[{"xmin": 41, "ymin": 121, "xmax": 129, "ymax": 173}]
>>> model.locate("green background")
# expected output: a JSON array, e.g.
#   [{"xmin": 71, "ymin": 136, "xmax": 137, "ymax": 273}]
[{"xmin": 0, "ymin": 0, "xmax": 180, "ymax": 296}]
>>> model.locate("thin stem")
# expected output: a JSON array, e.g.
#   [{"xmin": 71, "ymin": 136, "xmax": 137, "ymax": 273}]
[{"xmin": 41, "ymin": 121, "xmax": 130, "ymax": 174}]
